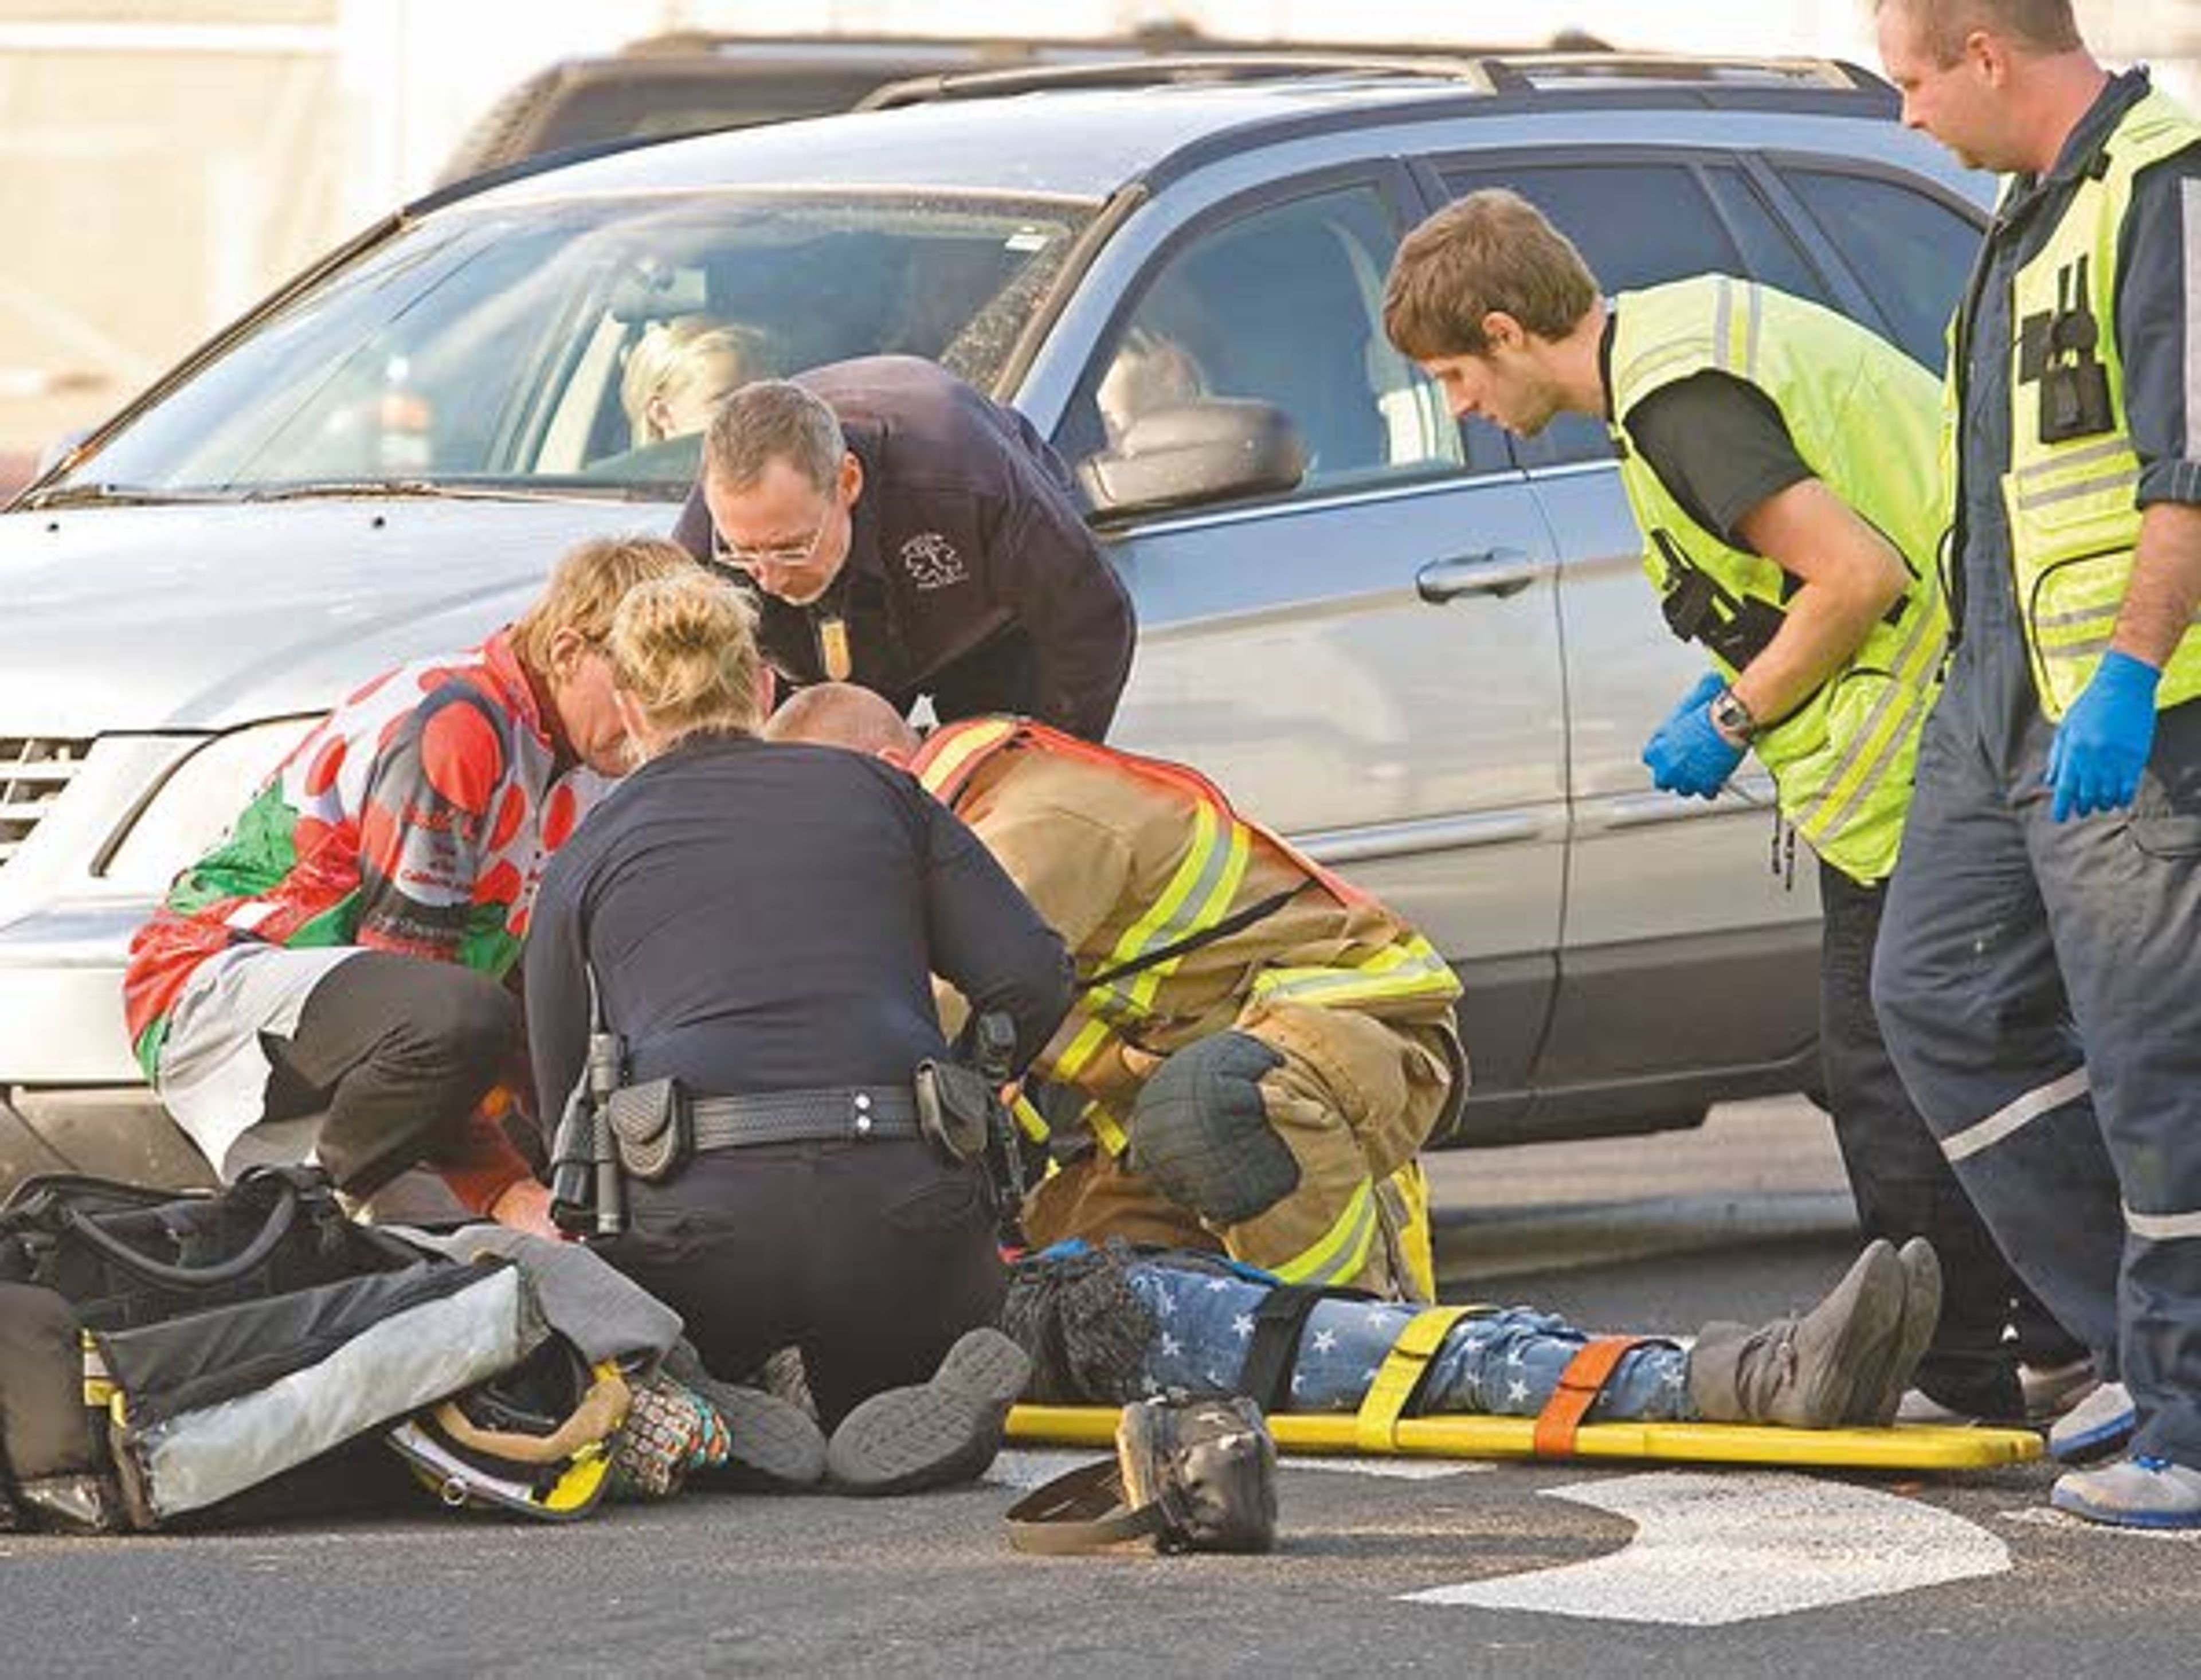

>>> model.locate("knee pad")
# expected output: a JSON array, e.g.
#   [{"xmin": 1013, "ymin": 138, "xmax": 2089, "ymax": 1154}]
[{"xmin": 1127, "ymin": 1032, "xmax": 1299, "ymax": 1228}]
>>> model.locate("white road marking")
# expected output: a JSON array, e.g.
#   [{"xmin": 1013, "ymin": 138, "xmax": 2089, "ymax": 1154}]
[
  {"xmin": 1400, "ymin": 1470, "xmax": 2008, "ymax": 1626},
  {"xmin": 1284, "ymin": 1455, "xmax": 1491, "ymax": 1481},
  {"xmin": 985, "ymin": 1450, "xmax": 1106, "ymax": 1491}
]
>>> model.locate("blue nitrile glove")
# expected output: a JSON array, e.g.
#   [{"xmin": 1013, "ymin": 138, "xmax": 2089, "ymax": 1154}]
[
  {"xmin": 1659, "ymin": 671, "xmax": 1729, "ymax": 734},
  {"xmin": 1642, "ymin": 690, "xmax": 1747, "ymax": 799},
  {"xmin": 2045, "ymin": 649, "xmax": 2160, "ymax": 822}
]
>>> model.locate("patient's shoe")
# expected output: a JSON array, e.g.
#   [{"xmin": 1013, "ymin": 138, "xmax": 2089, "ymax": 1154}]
[
  {"xmin": 1687, "ymin": 1239, "xmax": 1906, "ymax": 1427},
  {"xmin": 2051, "ymin": 1454, "xmax": 2201, "ymax": 1529},
  {"xmin": 660, "ymin": 1341, "xmax": 827, "ymax": 1491},
  {"xmin": 826, "ymin": 1327, "xmax": 1032, "ymax": 1495}
]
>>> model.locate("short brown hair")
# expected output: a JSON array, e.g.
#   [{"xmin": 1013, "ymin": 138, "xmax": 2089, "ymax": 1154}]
[
  {"xmin": 702, "ymin": 378, "xmax": 843, "ymax": 495},
  {"xmin": 1874, "ymin": 0, "xmax": 2082, "ymax": 66},
  {"xmin": 606, "ymin": 571, "xmax": 765, "ymax": 745},
  {"xmin": 1384, "ymin": 190, "xmax": 1600, "ymax": 362},
  {"xmin": 511, "ymin": 535, "xmax": 694, "ymax": 677}
]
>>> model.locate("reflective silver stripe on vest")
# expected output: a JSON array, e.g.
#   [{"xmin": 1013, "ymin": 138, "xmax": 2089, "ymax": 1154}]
[
  {"xmin": 2034, "ymin": 600, "xmax": 2122, "ymax": 630},
  {"xmin": 2125, "ymin": 1201, "xmax": 2201, "ymax": 1242},
  {"xmin": 1941, "ymin": 1067, "xmax": 2091, "ymax": 1163},
  {"xmin": 1789, "ymin": 585, "xmax": 1941, "ymax": 844},
  {"xmin": 2186, "ymin": 177, "xmax": 2201, "ymax": 440},
  {"xmin": 2014, "ymin": 469, "xmax": 2139, "ymax": 511},
  {"xmin": 2041, "ymin": 633, "xmax": 2117, "ymax": 663},
  {"xmin": 2011, "ymin": 436, "xmax": 2135, "ymax": 483}
]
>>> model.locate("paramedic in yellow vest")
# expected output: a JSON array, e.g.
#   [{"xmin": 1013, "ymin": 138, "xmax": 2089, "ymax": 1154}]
[
  {"xmin": 1380, "ymin": 187, "xmax": 2084, "ymax": 1429},
  {"xmin": 1871, "ymin": 0, "xmax": 2201, "ymax": 1529},
  {"xmin": 764, "ymin": 684, "xmax": 1464, "ymax": 1301}
]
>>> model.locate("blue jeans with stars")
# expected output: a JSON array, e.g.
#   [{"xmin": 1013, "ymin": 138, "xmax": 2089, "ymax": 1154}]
[{"xmin": 1125, "ymin": 1261, "xmax": 1696, "ymax": 1421}]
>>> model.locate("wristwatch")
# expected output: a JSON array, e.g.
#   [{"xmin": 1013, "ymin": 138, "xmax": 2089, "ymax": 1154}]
[{"xmin": 1708, "ymin": 686, "xmax": 1759, "ymax": 746}]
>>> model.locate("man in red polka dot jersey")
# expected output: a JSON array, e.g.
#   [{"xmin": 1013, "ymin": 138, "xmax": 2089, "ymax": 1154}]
[{"xmin": 122, "ymin": 536, "xmax": 690, "ymax": 1230}]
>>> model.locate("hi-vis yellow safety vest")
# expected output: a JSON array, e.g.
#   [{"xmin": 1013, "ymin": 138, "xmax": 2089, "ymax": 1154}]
[
  {"xmin": 912, "ymin": 717, "xmax": 1461, "ymax": 1148},
  {"xmin": 1956, "ymin": 85, "xmax": 2201, "ymax": 719},
  {"xmin": 1609, "ymin": 277, "xmax": 1949, "ymax": 885}
]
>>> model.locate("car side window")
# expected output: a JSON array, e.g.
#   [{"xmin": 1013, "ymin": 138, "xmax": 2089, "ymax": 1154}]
[
  {"xmin": 1063, "ymin": 180, "xmax": 1475, "ymax": 505},
  {"xmin": 1439, "ymin": 162, "xmax": 1750, "ymax": 468},
  {"xmin": 1777, "ymin": 167, "xmax": 1979, "ymax": 369}
]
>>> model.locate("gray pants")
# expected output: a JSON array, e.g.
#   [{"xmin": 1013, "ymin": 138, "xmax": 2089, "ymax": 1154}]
[{"xmin": 1871, "ymin": 634, "xmax": 2201, "ymax": 1467}]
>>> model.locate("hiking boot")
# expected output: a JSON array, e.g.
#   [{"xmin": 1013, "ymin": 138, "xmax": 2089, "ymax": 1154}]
[
  {"xmin": 1687, "ymin": 1239, "xmax": 1906, "ymax": 1427},
  {"xmin": 1859, "ymin": 1239, "xmax": 1942, "ymax": 1426},
  {"xmin": 826, "ymin": 1327, "xmax": 1031, "ymax": 1495},
  {"xmin": 2050, "ymin": 1454, "xmax": 2201, "ymax": 1529},
  {"xmin": 660, "ymin": 1341, "xmax": 827, "ymax": 1491},
  {"xmin": 2047, "ymin": 1380, "xmax": 2136, "ymax": 1464}
]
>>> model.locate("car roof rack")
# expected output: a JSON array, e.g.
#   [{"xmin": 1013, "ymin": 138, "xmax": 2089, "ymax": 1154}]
[{"xmin": 857, "ymin": 52, "xmax": 1891, "ymax": 112}]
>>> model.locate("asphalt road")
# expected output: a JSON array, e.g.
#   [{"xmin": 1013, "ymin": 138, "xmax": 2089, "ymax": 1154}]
[{"xmin": 9, "ymin": 1101, "xmax": 2196, "ymax": 1679}]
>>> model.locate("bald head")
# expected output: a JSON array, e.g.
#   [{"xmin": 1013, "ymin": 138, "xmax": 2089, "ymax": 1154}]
[{"xmin": 762, "ymin": 683, "xmax": 922, "ymax": 758}]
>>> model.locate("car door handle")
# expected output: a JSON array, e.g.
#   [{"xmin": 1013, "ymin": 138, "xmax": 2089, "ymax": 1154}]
[{"xmin": 1416, "ymin": 549, "xmax": 1549, "ymax": 603}]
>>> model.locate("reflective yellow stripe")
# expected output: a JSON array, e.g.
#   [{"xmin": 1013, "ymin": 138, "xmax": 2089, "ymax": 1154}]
[
  {"xmin": 914, "ymin": 718, "xmax": 1020, "ymax": 801},
  {"xmin": 1251, "ymin": 935, "xmax": 1460, "ymax": 1008},
  {"xmin": 1011, "ymin": 1092, "xmax": 1049, "ymax": 1144},
  {"xmin": 1048, "ymin": 805, "xmax": 1252, "ymax": 1115},
  {"xmin": 1272, "ymin": 1180, "xmax": 1378, "ymax": 1287},
  {"xmin": 1084, "ymin": 1099, "xmax": 1129, "ymax": 1156},
  {"xmin": 1353, "ymin": 1303, "xmax": 1488, "ymax": 1448}
]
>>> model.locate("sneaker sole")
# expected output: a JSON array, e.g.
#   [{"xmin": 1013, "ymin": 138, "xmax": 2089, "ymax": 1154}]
[
  {"xmin": 1864, "ymin": 1240, "xmax": 1942, "ymax": 1427},
  {"xmin": 827, "ymin": 1328, "xmax": 1032, "ymax": 1496},
  {"xmin": 2049, "ymin": 1485, "xmax": 2201, "ymax": 1529},
  {"xmin": 2049, "ymin": 1412, "xmax": 2139, "ymax": 1464}
]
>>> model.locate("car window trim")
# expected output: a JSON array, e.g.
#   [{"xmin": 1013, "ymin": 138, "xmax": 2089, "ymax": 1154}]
[
  {"xmin": 1059, "ymin": 156, "xmax": 1474, "ymax": 526},
  {"xmin": 1749, "ymin": 151, "xmax": 1989, "ymax": 359},
  {"xmin": 1094, "ymin": 461, "xmax": 1530, "ymax": 544}
]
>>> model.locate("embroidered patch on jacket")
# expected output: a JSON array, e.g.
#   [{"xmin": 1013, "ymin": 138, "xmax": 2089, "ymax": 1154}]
[{"xmin": 900, "ymin": 532, "xmax": 969, "ymax": 590}]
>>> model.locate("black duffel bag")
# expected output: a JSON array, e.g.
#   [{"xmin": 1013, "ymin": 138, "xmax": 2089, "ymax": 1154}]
[{"xmin": 0, "ymin": 1165, "xmax": 542, "ymax": 1532}]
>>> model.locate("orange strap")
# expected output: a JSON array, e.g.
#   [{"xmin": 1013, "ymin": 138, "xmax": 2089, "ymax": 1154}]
[{"xmin": 1531, "ymin": 1336, "xmax": 1649, "ymax": 1457}]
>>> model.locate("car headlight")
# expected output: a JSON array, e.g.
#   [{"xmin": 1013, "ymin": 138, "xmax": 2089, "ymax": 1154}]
[{"xmin": 99, "ymin": 716, "xmax": 326, "ymax": 895}]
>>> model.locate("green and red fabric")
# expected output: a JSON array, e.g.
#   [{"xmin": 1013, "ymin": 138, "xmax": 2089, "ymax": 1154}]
[{"xmin": 124, "ymin": 631, "xmax": 594, "ymax": 1081}]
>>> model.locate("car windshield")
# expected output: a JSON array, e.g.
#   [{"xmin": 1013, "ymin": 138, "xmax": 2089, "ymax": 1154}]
[{"xmin": 52, "ymin": 189, "xmax": 1095, "ymax": 501}]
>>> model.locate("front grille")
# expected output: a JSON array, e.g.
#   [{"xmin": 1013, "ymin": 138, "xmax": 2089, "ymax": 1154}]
[{"xmin": 0, "ymin": 737, "xmax": 91, "ymax": 870}]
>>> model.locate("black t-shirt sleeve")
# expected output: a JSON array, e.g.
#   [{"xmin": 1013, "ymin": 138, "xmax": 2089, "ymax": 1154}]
[
  {"xmin": 1621, "ymin": 371, "xmax": 1817, "ymax": 549},
  {"xmin": 910, "ymin": 781, "xmax": 1074, "ymax": 1070}
]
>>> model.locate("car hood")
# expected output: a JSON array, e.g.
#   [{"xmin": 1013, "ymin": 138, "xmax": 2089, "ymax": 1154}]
[{"xmin": 0, "ymin": 498, "xmax": 669, "ymax": 735}]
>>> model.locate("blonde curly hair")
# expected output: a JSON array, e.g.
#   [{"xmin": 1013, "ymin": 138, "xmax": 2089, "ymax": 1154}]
[{"xmin": 605, "ymin": 571, "xmax": 765, "ymax": 750}]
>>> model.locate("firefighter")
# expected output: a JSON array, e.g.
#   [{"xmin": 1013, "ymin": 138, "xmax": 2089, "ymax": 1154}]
[{"xmin": 765, "ymin": 683, "xmax": 1464, "ymax": 1302}]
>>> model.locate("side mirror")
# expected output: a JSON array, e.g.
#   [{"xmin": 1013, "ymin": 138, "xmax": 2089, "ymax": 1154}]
[{"xmin": 1078, "ymin": 400, "xmax": 1306, "ymax": 522}]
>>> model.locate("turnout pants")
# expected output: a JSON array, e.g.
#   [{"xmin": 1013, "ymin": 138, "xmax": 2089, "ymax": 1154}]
[
  {"xmin": 1026, "ymin": 1005, "xmax": 1456, "ymax": 1300},
  {"xmin": 1820, "ymin": 860, "xmax": 2078, "ymax": 1415},
  {"xmin": 1873, "ymin": 643, "xmax": 2201, "ymax": 1468}
]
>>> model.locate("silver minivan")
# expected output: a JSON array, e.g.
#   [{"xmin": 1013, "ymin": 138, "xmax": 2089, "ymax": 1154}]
[{"xmin": 0, "ymin": 54, "xmax": 1990, "ymax": 1184}]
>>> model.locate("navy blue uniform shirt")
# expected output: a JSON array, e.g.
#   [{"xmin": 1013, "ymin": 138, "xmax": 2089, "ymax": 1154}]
[
  {"xmin": 675, "ymin": 356, "xmax": 1137, "ymax": 741},
  {"xmin": 524, "ymin": 733, "xmax": 1073, "ymax": 1122}
]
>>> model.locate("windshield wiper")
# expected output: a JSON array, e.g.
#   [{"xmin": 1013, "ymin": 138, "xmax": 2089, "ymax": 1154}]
[
  {"xmin": 241, "ymin": 479, "xmax": 608, "ymax": 505},
  {"xmin": 21, "ymin": 482, "xmax": 238, "ymax": 511}
]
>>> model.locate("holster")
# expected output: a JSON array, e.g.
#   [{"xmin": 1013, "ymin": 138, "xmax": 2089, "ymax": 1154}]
[
  {"xmin": 913, "ymin": 1060, "xmax": 996, "ymax": 1165},
  {"xmin": 604, "ymin": 1079, "xmax": 690, "ymax": 1185}
]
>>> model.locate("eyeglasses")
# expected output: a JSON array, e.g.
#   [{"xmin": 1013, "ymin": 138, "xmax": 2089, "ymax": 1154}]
[{"xmin": 710, "ymin": 515, "xmax": 827, "ymax": 577}]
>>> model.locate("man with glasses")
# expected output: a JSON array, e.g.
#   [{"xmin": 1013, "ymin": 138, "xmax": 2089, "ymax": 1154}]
[{"xmin": 672, "ymin": 357, "xmax": 1135, "ymax": 741}]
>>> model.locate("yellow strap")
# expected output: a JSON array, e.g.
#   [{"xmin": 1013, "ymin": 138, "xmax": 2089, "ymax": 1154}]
[
  {"xmin": 1353, "ymin": 1303, "xmax": 1488, "ymax": 1452},
  {"xmin": 1010, "ymin": 1092, "xmax": 1049, "ymax": 1144},
  {"xmin": 1084, "ymin": 1100, "xmax": 1129, "ymax": 1156}
]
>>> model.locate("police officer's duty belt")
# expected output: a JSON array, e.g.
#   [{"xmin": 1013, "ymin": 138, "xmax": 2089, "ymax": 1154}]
[{"xmin": 688, "ymin": 1086, "xmax": 919, "ymax": 1149}]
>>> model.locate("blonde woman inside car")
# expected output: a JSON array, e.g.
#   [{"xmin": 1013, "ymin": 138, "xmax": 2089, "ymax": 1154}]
[{"xmin": 618, "ymin": 316, "xmax": 775, "ymax": 450}]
